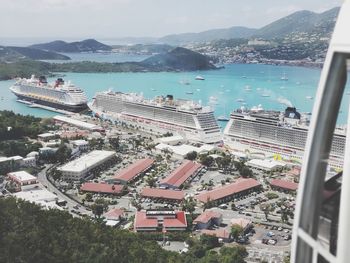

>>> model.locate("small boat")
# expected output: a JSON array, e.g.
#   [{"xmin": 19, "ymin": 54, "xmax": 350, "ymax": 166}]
[
  {"xmin": 186, "ymin": 91, "xmax": 194, "ymax": 95},
  {"xmin": 244, "ymin": 85, "xmax": 252, "ymax": 91},
  {"xmin": 217, "ymin": 116, "xmax": 229, "ymax": 121},
  {"xmin": 179, "ymin": 79, "xmax": 190, "ymax": 85},
  {"xmin": 225, "ymin": 89, "xmax": 231, "ymax": 92},
  {"xmin": 196, "ymin": 88, "xmax": 201, "ymax": 92},
  {"xmin": 257, "ymin": 87, "xmax": 262, "ymax": 91},
  {"xmin": 261, "ymin": 94, "xmax": 270, "ymax": 97},
  {"xmin": 280, "ymin": 86, "xmax": 286, "ymax": 90},
  {"xmin": 306, "ymin": 96, "xmax": 313, "ymax": 100},
  {"xmin": 241, "ymin": 76, "xmax": 247, "ymax": 79},
  {"xmin": 281, "ymin": 73, "xmax": 288, "ymax": 81},
  {"xmin": 209, "ymin": 96, "xmax": 218, "ymax": 101},
  {"xmin": 236, "ymin": 98, "xmax": 245, "ymax": 102},
  {"xmin": 151, "ymin": 88, "xmax": 156, "ymax": 91},
  {"xmin": 195, "ymin": 75, "xmax": 205, "ymax": 80}
]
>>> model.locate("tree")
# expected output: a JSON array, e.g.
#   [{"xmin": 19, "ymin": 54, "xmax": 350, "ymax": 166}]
[
  {"xmin": 85, "ymin": 193, "xmax": 93, "ymax": 202},
  {"xmin": 91, "ymin": 198, "xmax": 108, "ymax": 218},
  {"xmin": 230, "ymin": 224, "xmax": 244, "ymax": 241},
  {"xmin": 200, "ymin": 155, "xmax": 214, "ymax": 167},
  {"xmin": 240, "ymin": 166, "xmax": 253, "ymax": 178},
  {"xmin": 109, "ymin": 137, "xmax": 120, "ymax": 151},
  {"xmin": 55, "ymin": 144, "xmax": 72, "ymax": 164},
  {"xmin": 182, "ymin": 197, "xmax": 196, "ymax": 215},
  {"xmin": 146, "ymin": 176, "xmax": 157, "ymax": 188},
  {"xmin": 260, "ymin": 203, "xmax": 272, "ymax": 221},
  {"xmin": 51, "ymin": 168, "xmax": 63, "ymax": 181},
  {"xmin": 185, "ymin": 151, "xmax": 198, "ymax": 161}
]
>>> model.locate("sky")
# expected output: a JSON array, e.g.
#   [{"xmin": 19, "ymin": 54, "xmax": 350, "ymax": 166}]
[{"xmin": 0, "ymin": 0, "xmax": 343, "ymax": 42}]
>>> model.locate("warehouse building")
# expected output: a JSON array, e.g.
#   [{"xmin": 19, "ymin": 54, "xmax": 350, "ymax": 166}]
[{"xmin": 141, "ymin": 188, "xmax": 185, "ymax": 202}]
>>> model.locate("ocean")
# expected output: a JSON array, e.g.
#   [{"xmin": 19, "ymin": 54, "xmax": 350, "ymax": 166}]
[{"xmin": 1, "ymin": 54, "xmax": 349, "ymax": 127}]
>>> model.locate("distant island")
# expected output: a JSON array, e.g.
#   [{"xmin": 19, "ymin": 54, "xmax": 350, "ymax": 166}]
[
  {"xmin": 30, "ymin": 39, "xmax": 112, "ymax": 53},
  {"xmin": 0, "ymin": 47, "xmax": 217, "ymax": 80},
  {"xmin": 0, "ymin": 46, "xmax": 70, "ymax": 62}
]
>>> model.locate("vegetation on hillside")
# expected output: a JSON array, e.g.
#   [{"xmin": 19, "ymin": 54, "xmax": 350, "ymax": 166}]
[{"xmin": 0, "ymin": 197, "xmax": 247, "ymax": 263}]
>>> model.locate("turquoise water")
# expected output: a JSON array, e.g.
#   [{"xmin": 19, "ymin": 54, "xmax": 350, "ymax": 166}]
[
  {"xmin": 1, "ymin": 63, "xmax": 349, "ymax": 126},
  {"xmin": 42, "ymin": 52, "xmax": 151, "ymax": 63}
]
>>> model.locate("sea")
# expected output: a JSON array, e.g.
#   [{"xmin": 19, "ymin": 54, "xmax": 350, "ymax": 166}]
[{"xmin": 1, "ymin": 52, "xmax": 349, "ymax": 128}]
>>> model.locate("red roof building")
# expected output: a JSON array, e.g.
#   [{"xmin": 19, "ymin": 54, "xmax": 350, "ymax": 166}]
[
  {"xmin": 141, "ymin": 188, "xmax": 185, "ymax": 202},
  {"xmin": 160, "ymin": 160, "xmax": 202, "ymax": 189},
  {"xmin": 270, "ymin": 179, "xmax": 298, "ymax": 191},
  {"xmin": 80, "ymin": 182, "xmax": 123, "ymax": 195},
  {"xmin": 196, "ymin": 178, "xmax": 261, "ymax": 204},
  {"xmin": 194, "ymin": 210, "xmax": 223, "ymax": 229},
  {"xmin": 113, "ymin": 158, "xmax": 154, "ymax": 184},
  {"xmin": 134, "ymin": 210, "xmax": 187, "ymax": 232},
  {"xmin": 201, "ymin": 228, "xmax": 231, "ymax": 241},
  {"xmin": 103, "ymin": 208, "xmax": 126, "ymax": 220}
]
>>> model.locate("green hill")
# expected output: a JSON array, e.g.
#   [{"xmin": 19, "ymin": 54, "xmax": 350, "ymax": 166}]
[
  {"xmin": 0, "ymin": 46, "xmax": 70, "ymax": 62},
  {"xmin": 30, "ymin": 39, "xmax": 112, "ymax": 53}
]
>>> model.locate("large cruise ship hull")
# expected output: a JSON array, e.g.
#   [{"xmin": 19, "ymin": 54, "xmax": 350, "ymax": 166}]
[{"xmin": 14, "ymin": 92, "xmax": 88, "ymax": 113}]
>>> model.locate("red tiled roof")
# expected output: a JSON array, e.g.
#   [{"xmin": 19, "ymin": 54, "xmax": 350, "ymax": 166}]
[
  {"xmin": 103, "ymin": 208, "xmax": 125, "ymax": 220},
  {"xmin": 114, "ymin": 158, "xmax": 154, "ymax": 182},
  {"xmin": 201, "ymin": 228, "xmax": 230, "ymax": 239},
  {"xmin": 141, "ymin": 188, "xmax": 185, "ymax": 201},
  {"xmin": 163, "ymin": 211, "xmax": 187, "ymax": 228},
  {"xmin": 270, "ymin": 179, "xmax": 298, "ymax": 191},
  {"xmin": 134, "ymin": 211, "xmax": 158, "ymax": 229},
  {"xmin": 194, "ymin": 210, "xmax": 222, "ymax": 224},
  {"xmin": 196, "ymin": 178, "xmax": 261, "ymax": 203},
  {"xmin": 80, "ymin": 182, "xmax": 123, "ymax": 194},
  {"xmin": 134, "ymin": 211, "xmax": 187, "ymax": 230},
  {"xmin": 160, "ymin": 160, "xmax": 202, "ymax": 188}
]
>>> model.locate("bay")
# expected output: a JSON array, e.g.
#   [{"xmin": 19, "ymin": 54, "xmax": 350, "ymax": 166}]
[{"xmin": 0, "ymin": 63, "xmax": 349, "ymax": 127}]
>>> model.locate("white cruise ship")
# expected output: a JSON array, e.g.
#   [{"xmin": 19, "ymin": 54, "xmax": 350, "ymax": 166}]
[
  {"xmin": 89, "ymin": 91, "xmax": 222, "ymax": 144},
  {"xmin": 223, "ymin": 106, "xmax": 345, "ymax": 168},
  {"xmin": 10, "ymin": 75, "xmax": 88, "ymax": 112}
]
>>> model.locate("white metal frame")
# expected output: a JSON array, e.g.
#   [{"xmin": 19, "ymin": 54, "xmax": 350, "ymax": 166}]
[{"xmin": 292, "ymin": 1, "xmax": 350, "ymax": 262}]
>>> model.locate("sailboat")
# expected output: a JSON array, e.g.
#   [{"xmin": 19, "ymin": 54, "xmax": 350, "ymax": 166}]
[
  {"xmin": 217, "ymin": 104, "xmax": 229, "ymax": 121},
  {"xmin": 280, "ymin": 73, "xmax": 288, "ymax": 81}
]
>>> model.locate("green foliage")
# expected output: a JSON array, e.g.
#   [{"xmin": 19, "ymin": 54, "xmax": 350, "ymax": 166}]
[
  {"xmin": 0, "ymin": 110, "xmax": 47, "ymax": 140},
  {"xmin": 199, "ymin": 155, "xmax": 214, "ymax": 167},
  {"xmin": 0, "ymin": 197, "xmax": 181, "ymax": 263},
  {"xmin": 185, "ymin": 151, "xmax": 198, "ymax": 161},
  {"xmin": 265, "ymin": 192, "xmax": 279, "ymax": 200},
  {"xmin": 0, "ymin": 140, "xmax": 41, "ymax": 157},
  {"xmin": 91, "ymin": 198, "xmax": 109, "ymax": 218},
  {"xmin": 55, "ymin": 143, "xmax": 72, "ymax": 164},
  {"xmin": 230, "ymin": 224, "xmax": 244, "ymax": 241}
]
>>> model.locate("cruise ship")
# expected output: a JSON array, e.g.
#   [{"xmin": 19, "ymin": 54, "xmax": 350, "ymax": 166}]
[
  {"xmin": 10, "ymin": 75, "xmax": 88, "ymax": 112},
  {"xmin": 89, "ymin": 91, "xmax": 222, "ymax": 144},
  {"xmin": 223, "ymin": 105, "xmax": 345, "ymax": 168}
]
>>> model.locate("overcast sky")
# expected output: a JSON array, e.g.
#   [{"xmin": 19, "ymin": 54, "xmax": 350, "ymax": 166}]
[{"xmin": 0, "ymin": 0, "xmax": 343, "ymax": 40}]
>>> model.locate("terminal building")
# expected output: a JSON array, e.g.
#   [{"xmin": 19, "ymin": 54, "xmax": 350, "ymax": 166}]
[
  {"xmin": 58, "ymin": 150, "xmax": 116, "ymax": 181},
  {"xmin": 160, "ymin": 160, "xmax": 202, "ymax": 189}
]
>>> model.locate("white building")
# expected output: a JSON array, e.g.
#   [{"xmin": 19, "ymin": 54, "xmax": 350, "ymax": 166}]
[
  {"xmin": 13, "ymin": 188, "xmax": 62, "ymax": 210},
  {"xmin": 57, "ymin": 150, "xmax": 116, "ymax": 180},
  {"xmin": 72, "ymin": 140, "xmax": 89, "ymax": 152},
  {"xmin": 155, "ymin": 143, "xmax": 216, "ymax": 159},
  {"xmin": 22, "ymin": 156, "xmax": 36, "ymax": 167},
  {"xmin": 53, "ymin": 115, "xmax": 103, "ymax": 131},
  {"xmin": 246, "ymin": 159, "xmax": 286, "ymax": 172},
  {"xmin": 158, "ymin": 135, "xmax": 184, "ymax": 146},
  {"xmin": 7, "ymin": 171, "xmax": 39, "ymax": 191}
]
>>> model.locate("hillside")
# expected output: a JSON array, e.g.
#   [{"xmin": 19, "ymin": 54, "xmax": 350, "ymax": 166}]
[
  {"xmin": 254, "ymin": 7, "xmax": 339, "ymax": 39},
  {"xmin": 157, "ymin": 7, "xmax": 339, "ymax": 44},
  {"xmin": 0, "ymin": 197, "xmax": 248, "ymax": 263},
  {"xmin": 0, "ymin": 46, "xmax": 70, "ymax": 62},
  {"xmin": 159, "ymin": 26, "xmax": 256, "ymax": 45},
  {"xmin": 111, "ymin": 44, "xmax": 173, "ymax": 55},
  {"xmin": 0, "ymin": 47, "xmax": 216, "ymax": 80},
  {"xmin": 30, "ymin": 39, "xmax": 112, "ymax": 53},
  {"xmin": 141, "ymin": 47, "xmax": 216, "ymax": 71}
]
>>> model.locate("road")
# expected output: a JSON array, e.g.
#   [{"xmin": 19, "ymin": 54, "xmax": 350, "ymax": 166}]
[{"xmin": 37, "ymin": 165, "xmax": 91, "ymax": 216}]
